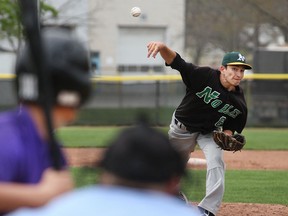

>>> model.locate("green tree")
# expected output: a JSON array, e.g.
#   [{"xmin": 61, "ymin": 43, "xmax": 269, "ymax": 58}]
[
  {"xmin": 185, "ymin": 0, "xmax": 288, "ymax": 64},
  {"xmin": 0, "ymin": 0, "xmax": 58, "ymax": 52}
]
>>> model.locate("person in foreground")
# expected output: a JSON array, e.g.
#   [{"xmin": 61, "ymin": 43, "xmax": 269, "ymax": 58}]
[
  {"xmin": 147, "ymin": 42, "xmax": 252, "ymax": 216},
  {"xmin": 0, "ymin": 27, "xmax": 92, "ymax": 215},
  {"xmin": 8, "ymin": 122, "xmax": 200, "ymax": 216}
]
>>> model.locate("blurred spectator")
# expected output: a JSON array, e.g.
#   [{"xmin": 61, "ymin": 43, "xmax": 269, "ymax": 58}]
[
  {"xmin": 8, "ymin": 122, "xmax": 200, "ymax": 216},
  {"xmin": 0, "ymin": 27, "xmax": 92, "ymax": 215}
]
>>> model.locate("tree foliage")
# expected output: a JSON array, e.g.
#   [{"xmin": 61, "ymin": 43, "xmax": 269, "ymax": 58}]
[
  {"xmin": 0, "ymin": 0, "xmax": 20, "ymax": 50},
  {"xmin": 185, "ymin": 0, "xmax": 288, "ymax": 64},
  {"xmin": 0, "ymin": 0, "xmax": 58, "ymax": 52}
]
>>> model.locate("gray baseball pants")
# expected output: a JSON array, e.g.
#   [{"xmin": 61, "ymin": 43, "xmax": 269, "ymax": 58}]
[{"xmin": 168, "ymin": 113, "xmax": 225, "ymax": 215}]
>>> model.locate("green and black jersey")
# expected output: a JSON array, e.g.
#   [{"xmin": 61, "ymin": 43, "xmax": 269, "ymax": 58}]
[{"xmin": 167, "ymin": 53, "xmax": 247, "ymax": 134}]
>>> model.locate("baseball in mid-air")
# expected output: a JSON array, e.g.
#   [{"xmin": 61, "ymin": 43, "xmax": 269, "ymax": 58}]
[{"xmin": 131, "ymin": 7, "xmax": 141, "ymax": 17}]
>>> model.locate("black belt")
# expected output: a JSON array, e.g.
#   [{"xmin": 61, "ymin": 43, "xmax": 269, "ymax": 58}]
[
  {"xmin": 174, "ymin": 119, "xmax": 186, "ymax": 130},
  {"xmin": 174, "ymin": 119, "xmax": 198, "ymax": 133}
]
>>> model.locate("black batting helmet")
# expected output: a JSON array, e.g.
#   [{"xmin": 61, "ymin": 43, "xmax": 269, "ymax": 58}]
[{"xmin": 15, "ymin": 27, "xmax": 92, "ymax": 107}]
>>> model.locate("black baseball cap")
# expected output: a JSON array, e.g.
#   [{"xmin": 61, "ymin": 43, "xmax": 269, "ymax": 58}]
[
  {"xmin": 222, "ymin": 51, "xmax": 252, "ymax": 70},
  {"xmin": 100, "ymin": 123, "xmax": 186, "ymax": 183}
]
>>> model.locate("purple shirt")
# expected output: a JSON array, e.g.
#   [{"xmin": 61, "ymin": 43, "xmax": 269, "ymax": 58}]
[{"xmin": 0, "ymin": 106, "xmax": 66, "ymax": 183}]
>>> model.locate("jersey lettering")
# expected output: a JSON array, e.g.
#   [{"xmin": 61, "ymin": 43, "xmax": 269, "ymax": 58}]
[
  {"xmin": 211, "ymin": 99, "xmax": 222, "ymax": 108},
  {"xmin": 196, "ymin": 86, "xmax": 242, "ymax": 120},
  {"xmin": 196, "ymin": 86, "xmax": 220, "ymax": 104},
  {"xmin": 215, "ymin": 116, "xmax": 226, "ymax": 127},
  {"xmin": 218, "ymin": 104, "xmax": 242, "ymax": 118},
  {"xmin": 228, "ymin": 109, "xmax": 242, "ymax": 118}
]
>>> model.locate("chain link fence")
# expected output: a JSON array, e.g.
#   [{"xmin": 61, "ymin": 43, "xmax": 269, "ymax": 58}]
[{"xmin": 1, "ymin": 76, "xmax": 288, "ymax": 127}]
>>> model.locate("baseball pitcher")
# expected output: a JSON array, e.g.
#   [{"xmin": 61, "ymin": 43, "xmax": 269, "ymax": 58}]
[{"xmin": 147, "ymin": 42, "xmax": 251, "ymax": 216}]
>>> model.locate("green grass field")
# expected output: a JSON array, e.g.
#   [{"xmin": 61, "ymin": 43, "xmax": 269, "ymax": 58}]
[
  {"xmin": 58, "ymin": 126, "xmax": 288, "ymax": 150},
  {"xmin": 182, "ymin": 170, "xmax": 288, "ymax": 205},
  {"xmin": 71, "ymin": 168, "xmax": 288, "ymax": 205},
  {"xmin": 59, "ymin": 126, "xmax": 288, "ymax": 205}
]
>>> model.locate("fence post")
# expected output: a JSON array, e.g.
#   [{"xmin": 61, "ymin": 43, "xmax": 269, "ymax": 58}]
[{"xmin": 155, "ymin": 80, "xmax": 160, "ymax": 125}]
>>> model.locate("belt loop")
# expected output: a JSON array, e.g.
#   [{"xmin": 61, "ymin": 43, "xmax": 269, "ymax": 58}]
[
  {"xmin": 174, "ymin": 119, "xmax": 178, "ymax": 125},
  {"xmin": 174, "ymin": 118, "xmax": 186, "ymax": 130}
]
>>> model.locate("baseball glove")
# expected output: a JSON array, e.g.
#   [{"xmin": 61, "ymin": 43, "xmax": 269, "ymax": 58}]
[{"xmin": 212, "ymin": 131, "xmax": 246, "ymax": 152}]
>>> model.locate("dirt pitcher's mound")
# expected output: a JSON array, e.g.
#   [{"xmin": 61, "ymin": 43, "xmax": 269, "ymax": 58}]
[
  {"xmin": 218, "ymin": 203, "xmax": 288, "ymax": 216},
  {"xmin": 187, "ymin": 150, "xmax": 288, "ymax": 170},
  {"xmin": 64, "ymin": 148, "xmax": 288, "ymax": 170}
]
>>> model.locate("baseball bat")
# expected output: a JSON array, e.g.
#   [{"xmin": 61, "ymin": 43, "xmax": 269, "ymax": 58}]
[{"xmin": 18, "ymin": 0, "xmax": 62, "ymax": 170}]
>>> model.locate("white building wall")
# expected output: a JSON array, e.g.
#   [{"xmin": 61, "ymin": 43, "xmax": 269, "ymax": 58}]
[
  {"xmin": 88, "ymin": 0, "xmax": 185, "ymax": 75},
  {"xmin": 0, "ymin": 0, "xmax": 185, "ymax": 75},
  {"xmin": 0, "ymin": 53, "xmax": 16, "ymax": 74}
]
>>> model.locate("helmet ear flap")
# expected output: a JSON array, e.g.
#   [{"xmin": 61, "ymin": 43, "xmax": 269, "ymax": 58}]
[
  {"xmin": 15, "ymin": 45, "xmax": 40, "ymax": 103},
  {"xmin": 15, "ymin": 27, "xmax": 92, "ymax": 107},
  {"xmin": 16, "ymin": 73, "xmax": 39, "ymax": 102}
]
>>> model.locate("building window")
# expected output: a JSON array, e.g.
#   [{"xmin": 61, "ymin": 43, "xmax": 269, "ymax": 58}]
[{"xmin": 90, "ymin": 51, "xmax": 100, "ymax": 76}]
